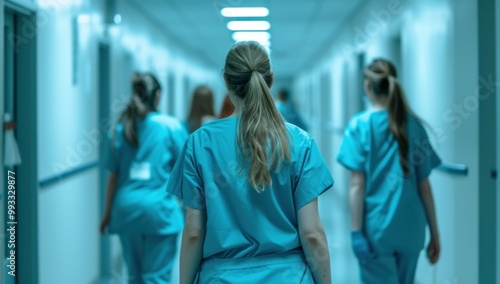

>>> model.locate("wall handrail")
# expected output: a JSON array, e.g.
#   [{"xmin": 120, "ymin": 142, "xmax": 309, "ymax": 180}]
[
  {"xmin": 437, "ymin": 163, "xmax": 468, "ymax": 176},
  {"xmin": 39, "ymin": 160, "xmax": 101, "ymax": 188}
]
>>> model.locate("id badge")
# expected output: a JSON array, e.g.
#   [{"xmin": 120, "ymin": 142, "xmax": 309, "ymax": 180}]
[{"xmin": 130, "ymin": 162, "xmax": 151, "ymax": 180}]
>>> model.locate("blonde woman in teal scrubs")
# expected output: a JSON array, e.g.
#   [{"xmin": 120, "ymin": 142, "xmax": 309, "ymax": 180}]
[{"xmin": 167, "ymin": 41, "xmax": 334, "ymax": 284}]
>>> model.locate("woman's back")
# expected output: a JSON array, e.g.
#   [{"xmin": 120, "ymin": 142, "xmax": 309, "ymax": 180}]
[
  {"xmin": 338, "ymin": 109, "xmax": 440, "ymax": 190},
  {"xmin": 337, "ymin": 109, "xmax": 440, "ymax": 252},
  {"xmin": 109, "ymin": 112, "xmax": 187, "ymax": 234},
  {"xmin": 168, "ymin": 41, "xmax": 333, "ymax": 284},
  {"xmin": 170, "ymin": 117, "xmax": 332, "ymax": 260}
]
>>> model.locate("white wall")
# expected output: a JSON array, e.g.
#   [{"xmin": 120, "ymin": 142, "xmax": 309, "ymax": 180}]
[
  {"xmin": 448, "ymin": 1, "xmax": 482, "ymax": 282},
  {"xmin": 34, "ymin": 0, "xmax": 222, "ymax": 283},
  {"xmin": 36, "ymin": 1, "xmax": 104, "ymax": 283},
  {"xmin": 401, "ymin": 2, "xmax": 469, "ymax": 283},
  {"xmin": 110, "ymin": 0, "xmax": 224, "ymax": 122},
  {"xmin": 293, "ymin": 0, "xmax": 483, "ymax": 282}
]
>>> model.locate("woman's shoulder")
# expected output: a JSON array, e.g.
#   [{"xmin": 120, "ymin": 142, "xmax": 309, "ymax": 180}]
[
  {"xmin": 187, "ymin": 117, "xmax": 236, "ymax": 141},
  {"xmin": 345, "ymin": 109, "xmax": 381, "ymax": 131},
  {"xmin": 201, "ymin": 116, "xmax": 236, "ymax": 130},
  {"xmin": 201, "ymin": 115, "xmax": 217, "ymax": 125},
  {"xmin": 286, "ymin": 123, "xmax": 314, "ymax": 149},
  {"xmin": 406, "ymin": 114, "xmax": 429, "ymax": 137}
]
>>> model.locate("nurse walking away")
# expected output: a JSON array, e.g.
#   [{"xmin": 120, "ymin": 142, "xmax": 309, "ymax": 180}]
[
  {"xmin": 166, "ymin": 41, "xmax": 334, "ymax": 284},
  {"xmin": 337, "ymin": 59, "xmax": 441, "ymax": 284},
  {"xmin": 185, "ymin": 86, "xmax": 217, "ymax": 134},
  {"xmin": 275, "ymin": 89, "xmax": 309, "ymax": 132},
  {"xmin": 100, "ymin": 73, "xmax": 188, "ymax": 284}
]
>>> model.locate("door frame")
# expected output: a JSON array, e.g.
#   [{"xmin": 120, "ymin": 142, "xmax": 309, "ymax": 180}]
[
  {"xmin": 478, "ymin": 0, "xmax": 497, "ymax": 282},
  {"xmin": 3, "ymin": 3, "xmax": 38, "ymax": 283},
  {"xmin": 496, "ymin": 0, "xmax": 500, "ymax": 280},
  {"xmin": 98, "ymin": 41, "xmax": 111, "ymax": 282}
]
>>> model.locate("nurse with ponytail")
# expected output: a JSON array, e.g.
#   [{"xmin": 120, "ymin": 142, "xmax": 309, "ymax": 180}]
[
  {"xmin": 100, "ymin": 73, "xmax": 187, "ymax": 283},
  {"xmin": 337, "ymin": 59, "xmax": 441, "ymax": 284},
  {"xmin": 166, "ymin": 41, "xmax": 334, "ymax": 284}
]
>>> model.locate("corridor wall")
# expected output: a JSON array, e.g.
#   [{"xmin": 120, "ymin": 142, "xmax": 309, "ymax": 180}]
[
  {"xmin": 32, "ymin": 0, "xmax": 221, "ymax": 283},
  {"xmin": 293, "ymin": 0, "xmax": 490, "ymax": 282}
]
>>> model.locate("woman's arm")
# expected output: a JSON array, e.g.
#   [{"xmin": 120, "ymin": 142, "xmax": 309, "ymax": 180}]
[
  {"xmin": 418, "ymin": 178, "xmax": 440, "ymax": 264},
  {"xmin": 180, "ymin": 206, "xmax": 206, "ymax": 284},
  {"xmin": 100, "ymin": 173, "xmax": 118, "ymax": 234},
  {"xmin": 297, "ymin": 198, "xmax": 331, "ymax": 284},
  {"xmin": 349, "ymin": 171, "xmax": 376, "ymax": 260},
  {"xmin": 349, "ymin": 171, "xmax": 365, "ymax": 230}
]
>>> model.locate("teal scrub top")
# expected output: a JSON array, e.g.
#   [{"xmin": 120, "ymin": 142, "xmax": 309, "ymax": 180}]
[
  {"xmin": 337, "ymin": 110, "xmax": 441, "ymax": 253},
  {"xmin": 166, "ymin": 117, "xmax": 334, "ymax": 260},
  {"xmin": 107, "ymin": 112, "xmax": 188, "ymax": 235}
]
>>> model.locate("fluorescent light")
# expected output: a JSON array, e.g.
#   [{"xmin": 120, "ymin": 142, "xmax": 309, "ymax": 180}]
[
  {"xmin": 227, "ymin": 21, "xmax": 270, "ymax": 31},
  {"xmin": 221, "ymin": 7, "xmax": 269, "ymax": 17},
  {"xmin": 259, "ymin": 41, "xmax": 271, "ymax": 48},
  {"xmin": 232, "ymin": 32, "xmax": 271, "ymax": 42},
  {"xmin": 113, "ymin": 14, "xmax": 122, "ymax": 24},
  {"xmin": 77, "ymin": 14, "xmax": 91, "ymax": 24}
]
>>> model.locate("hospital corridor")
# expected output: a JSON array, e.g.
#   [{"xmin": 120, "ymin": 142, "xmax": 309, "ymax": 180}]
[{"xmin": 1, "ymin": 0, "xmax": 500, "ymax": 283}]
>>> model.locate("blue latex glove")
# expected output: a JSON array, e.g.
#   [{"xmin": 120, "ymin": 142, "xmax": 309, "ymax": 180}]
[{"xmin": 351, "ymin": 230, "xmax": 377, "ymax": 261}]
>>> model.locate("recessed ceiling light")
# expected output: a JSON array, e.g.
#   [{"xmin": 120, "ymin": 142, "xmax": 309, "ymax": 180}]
[
  {"xmin": 227, "ymin": 21, "xmax": 270, "ymax": 31},
  {"xmin": 232, "ymin": 32, "xmax": 271, "ymax": 42},
  {"xmin": 221, "ymin": 7, "xmax": 269, "ymax": 17},
  {"xmin": 77, "ymin": 14, "xmax": 91, "ymax": 24},
  {"xmin": 113, "ymin": 14, "xmax": 122, "ymax": 24}
]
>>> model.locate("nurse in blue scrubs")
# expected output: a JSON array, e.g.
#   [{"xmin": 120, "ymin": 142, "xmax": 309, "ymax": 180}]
[
  {"xmin": 166, "ymin": 41, "xmax": 334, "ymax": 284},
  {"xmin": 337, "ymin": 59, "xmax": 441, "ymax": 284},
  {"xmin": 100, "ymin": 73, "xmax": 187, "ymax": 283},
  {"xmin": 275, "ymin": 89, "xmax": 309, "ymax": 132}
]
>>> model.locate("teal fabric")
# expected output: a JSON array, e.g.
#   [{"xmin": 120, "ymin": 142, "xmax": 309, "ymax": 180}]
[
  {"xmin": 337, "ymin": 110, "xmax": 441, "ymax": 254},
  {"xmin": 166, "ymin": 117, "xmax": 333, "ymax": 282},
  {"xmin": 196, "ymin": 250, "xmax": 314, "ymax": 283},
  {"xmin": 107, "ymin": 112, "xmax": 188, "ymax": 235},
  {"xmin": 119, "ymin": 232, "xmax": 178, "ymax": 284},
  {"xmin": 358, "ymin": 252, "xmax": 420, "ymax": 284}
]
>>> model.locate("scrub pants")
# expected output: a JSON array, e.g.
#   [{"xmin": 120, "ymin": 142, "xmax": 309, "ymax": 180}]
[
  {"xmin": 359, "ymin": 252, "xmax": 420, "ymax": 284},
  {"xmin": 119, "ymin": 232, "xmax": 178, "ymax": 284},
  {"xmin": 196, "ymin": 251, "xmax": 314, "ymax": 283}
]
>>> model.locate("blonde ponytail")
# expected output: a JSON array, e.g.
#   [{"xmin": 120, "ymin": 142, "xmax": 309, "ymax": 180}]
[{"xmin": 224, "ymin": 41, "xmax": 290, "ymax": 192}]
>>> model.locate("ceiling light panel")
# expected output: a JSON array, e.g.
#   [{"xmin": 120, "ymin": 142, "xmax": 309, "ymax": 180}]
[
  {"xmin": 227, "ymin": 21, "xmax": 271, "ymax": 31},
  {"xmin": 232, "ymin": 32, "xmax": 271, "ymax": 42},
  {"xmin": 221, "ymin": 7, "xmax": 269, "ymax": 17}
]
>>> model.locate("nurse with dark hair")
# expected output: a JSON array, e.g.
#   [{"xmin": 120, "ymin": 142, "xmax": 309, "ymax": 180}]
[
  {"xmin": 100, "ymin": 73, "xmax": 188, "ymax": 283},
  {"xmin": 337, "ymin": 59, "xmax": 441, "ymax": 284}
]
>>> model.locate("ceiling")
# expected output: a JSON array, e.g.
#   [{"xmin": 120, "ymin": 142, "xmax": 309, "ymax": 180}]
[{"xmin": 128, "ymin": 0, "xmax": 365, "ymax": 81}]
